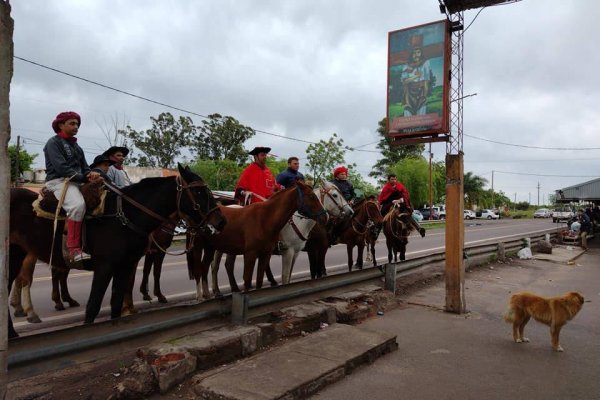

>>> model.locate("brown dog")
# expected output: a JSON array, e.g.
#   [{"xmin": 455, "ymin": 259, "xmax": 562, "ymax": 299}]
[{"xmin": 503, "ymin": 291, "xmax": 584, "ymax": 352}]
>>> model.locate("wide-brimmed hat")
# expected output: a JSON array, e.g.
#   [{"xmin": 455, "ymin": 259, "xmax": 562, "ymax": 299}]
[
  {"xmin": 248, "ymin": 146, "xmax": 271, "ymax": 156},
  {"xmin": 90, "ymin": 154, "xmax": 116, "ymax": 169},
  {"xmin": 52, "ymin": 111, "xmax": 81, "ymax": 133},
  {"xmin": 103, "ymin": 146, "xmax": 130, "ymax": 157}
]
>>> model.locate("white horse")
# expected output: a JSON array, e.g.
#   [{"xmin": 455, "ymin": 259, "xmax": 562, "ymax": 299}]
[{"xmin": 211, "ymin": 182, "xmax": 353, "ymax": 296}]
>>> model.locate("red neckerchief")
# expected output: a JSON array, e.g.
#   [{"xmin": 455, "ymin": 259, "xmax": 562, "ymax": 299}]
[
  {"xmin": 113, "ymin": 162, "xmax": 123, "ymax": 170},
  {"xmin": 57, "ymin": 131, "xmax": 77, "ymax": 143}
]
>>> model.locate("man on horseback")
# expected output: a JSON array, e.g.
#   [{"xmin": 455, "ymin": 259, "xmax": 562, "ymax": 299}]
[
  {"xmin": 103, "ymin": 146, "xmax": 131, "ymax": 188},
  {"xmin": 330, "ymin": 166, "xmax": 356, "ymax": 204},
  {"xmin": 276, "ymin": 156, "xmax": 305, "ymax": 188},
  {"xmin": 378, "ymin": 174, "xmax": 411, "ymax": 216},
  {"xmin": 235, "ymin": 146, "xmax": 282, "ymax": 204},
  {"xmin": 90, "ymin": 154, "xmax": 115, "ymax": 183},
  {"xmin": 44, "ymin": 111, "xmax": 102, "ymax": 262}
]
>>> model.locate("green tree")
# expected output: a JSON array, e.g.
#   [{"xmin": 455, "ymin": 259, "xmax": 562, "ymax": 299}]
[
  {"xmin": 192, "ymin": 113, "xmax": 255, "ymax": 165},
  {"xmin": 369, "ymin": 117, "xmax": 425, "ymax": 181},
  {"xmin": 119, "ymin": 112, "xmax": 194, "ymax": 168},
  {"xmin": 266, "ymin": 157, "xmax": 288, "ymax": 177},
  {"xmin": 463, "ymin": 171, "xmax": 488, "ymax": 208},
  {"xmin": 305, "ymin": 133, "xmax": 353, "ymax": 185},
  {"xmin": 189, "ymin": 159, "xmax": 243, "ymax": 191},
  {"xmin": 389, "ymin": 158, "xmax": 431, "ymax": 208},
  {"xmin": 8, "ymin": 145, "xmax": 36, "ymax": 181}
]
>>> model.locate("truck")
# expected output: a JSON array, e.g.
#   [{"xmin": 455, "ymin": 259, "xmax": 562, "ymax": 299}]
[{"xmin": 551, "ymin": 206, "xmax": 575, "ymax": 223}]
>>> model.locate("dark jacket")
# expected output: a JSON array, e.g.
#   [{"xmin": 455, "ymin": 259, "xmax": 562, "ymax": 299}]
[
  {"xmin": 91, "ymin": 167, "xmax": 112, "ymax": 183},
  {"xmin": 331, "ymin": 179, "xmax": 355, "ymax": 202},
  {"xmin": 276, "ymin": 168, "xmax": 305, "ymax": 188},
  {"xmin": 43, "ymin": 135, "xmax": 91, "ymax": 183}
]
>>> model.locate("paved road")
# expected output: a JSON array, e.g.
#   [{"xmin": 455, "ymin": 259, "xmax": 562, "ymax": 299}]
[{"xmin": 12, "ymin": 218, "xmax": 563, "ymax": 333}]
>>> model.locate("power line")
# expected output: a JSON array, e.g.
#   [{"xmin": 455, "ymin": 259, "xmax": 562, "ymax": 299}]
[
  {"xmin": 14, "ymin": 55, "xmax": 380, "ymax": 153},
  {"xmin": 494, "ymin": 170, "xmax": 598, "ymax": 178},
  {"xmin": 465, "ymin": 133, "xmax": 600, "ymax": 150}
]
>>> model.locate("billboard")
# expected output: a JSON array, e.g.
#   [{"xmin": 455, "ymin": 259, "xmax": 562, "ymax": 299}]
[{"xmin": 387, "ymin": 20, "xmax": 451, "ymax": 142}]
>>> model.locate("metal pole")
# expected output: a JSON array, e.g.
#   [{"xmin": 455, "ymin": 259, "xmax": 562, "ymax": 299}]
[
  {"xmin": 491, "ymin": 170, "xmax": 494, "ymax": 209},
  {"xmin": 0, "ymin": 2, "xmax": 15, "ymax": 398},
  {"xmin": 429, "ymin": 143, "xmax": 433, "ymax": 219},
  {"xmin": 14, "ymin": 134, "xmax": 19, "ymax": 187}
]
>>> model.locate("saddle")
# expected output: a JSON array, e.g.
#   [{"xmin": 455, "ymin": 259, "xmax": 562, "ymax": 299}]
[{"xmin": 33, "ymin": 182, "xmax": 107, "ymax": 220}]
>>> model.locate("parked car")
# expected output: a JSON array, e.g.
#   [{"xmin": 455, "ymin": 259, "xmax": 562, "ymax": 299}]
[
  {"xmin": 420, "ymin": 208, "xmax": 440, "ymax": 220},
  {"xmin": 412, "ymin": 209, "xmax": 424, "ymax": 222},
  {"xmin": 533, "ymin": 208, "xmax": 552, "ymax": 218},
  {"xmin": 479, "ymin": 209, "xmax": 500, "ymax": 220},
  {"xmin": 551, "ymin": 206, "xmax": 575, "ymax": 223},
  {"xmin": 464, "ymin": 210, "xmax": 476, "ymax": 220}
]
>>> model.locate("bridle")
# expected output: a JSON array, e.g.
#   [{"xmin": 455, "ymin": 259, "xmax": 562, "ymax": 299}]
[
  {"xmin": 175, "ymin": 174, "xmax": 221, "ymax": 230},
  {"xmin": 296, "ymin": 185, "xmax": 327, "ymax": 220},
  {"xmin": 319, "ymin": 184, "xmax": 349, "ymax": 217},
  {"xmin": 351, "ymin": 200, "xmax": 381, "ymax": 235}
]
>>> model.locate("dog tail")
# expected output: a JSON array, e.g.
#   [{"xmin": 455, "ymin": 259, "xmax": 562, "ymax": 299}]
[{"xmin": 503, "ymin": 307, "xmax": 514, "ymax": 323}]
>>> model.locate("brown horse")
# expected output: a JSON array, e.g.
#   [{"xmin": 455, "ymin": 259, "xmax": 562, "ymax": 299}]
[
  {"xmin": 187, "ymin": 181, "xmax": 327, "ymax": 298},
  {"xmin": 7, "ymin": 165, "xmax": 225, "ymax": 338},
  {"xmin": 339, "ymin": 199, "xmax": 384, "ymax": 271},
  {"xmin": 383, "ymin": 202, "xmax": 426, "ymax": 263}
]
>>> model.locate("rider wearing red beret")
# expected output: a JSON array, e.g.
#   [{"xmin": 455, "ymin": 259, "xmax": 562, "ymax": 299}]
[{"xmin": 331, "ymin": 166, "xmax": 356, "ymax": 204}]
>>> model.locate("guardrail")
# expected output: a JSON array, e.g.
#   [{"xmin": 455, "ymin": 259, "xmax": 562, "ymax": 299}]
[{"xmin": 8, "ymin": 227, "xmax": 559, "ymax": 367}]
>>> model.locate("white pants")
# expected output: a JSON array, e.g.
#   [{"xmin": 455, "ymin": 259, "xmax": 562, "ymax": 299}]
[{"xmin": 45, "ymin": 178, "xmax": 86, "ymax": 222}]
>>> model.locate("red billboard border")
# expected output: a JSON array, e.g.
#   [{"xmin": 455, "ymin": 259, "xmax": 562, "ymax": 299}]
[{"xmin": 386, "ymin": 19, "xmax": 451, "ymax": 143}]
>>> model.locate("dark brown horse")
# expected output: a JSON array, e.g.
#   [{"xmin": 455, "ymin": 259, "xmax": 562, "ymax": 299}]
[
  {"xmin": 7, "ymin": 165, "xmax": 225, "ymax": 338},
  {"xmin": 339, "ymin": 199, "xmax": 384, "ymax": 271},
  {"xmin": 383, "ymin": 202, "xmax": 426, "ymax": 263},
  {"xmin": 187, "ymin": 181, "xmax": 327, "ymax": 298}
]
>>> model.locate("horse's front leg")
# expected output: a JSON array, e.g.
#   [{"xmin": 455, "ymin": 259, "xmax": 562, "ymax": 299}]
[
  {"xmin": 111, "ymin": 265, "xmax": 131, "ymax": 320},
  {"xmin": 265, "ymin": 263, "xmax": 278, "ymax": 287},
  {"xmin": 51, "ymin": 267, "xmax": 65, "ymax": 311},
  {"xmin": 242, "ymin": 253, "xmax": 258, "ymax": 292},
  {"xmin": 9, "ymin": 283, "xmax": 25, "ymax": 317},
  {"xmin": 255, "ymin": 253, "xmax": 271, "ymax": 290},
  {"xmin": 121, "ymin": 260, "xmax": 139, "ymax": 316},
  {"xmin": 281, "ymin": 249, "xmax": 295, "ymax": 285},
  {"xmin": 210, "ymin": 249, "xmax": 222, "ymax": 297},
  {"xmin": 84, "ymin": 263, "xmax": 113, "ymax": 324},
  {"xmin": 199, "ymin": 249, "xmax": 215, "ymax": 300},
  {"xmin": 400, "ymin": 239, "xmax": 408, "ymax": 261},
  {"xmin": 224, "ymin": 253, "xmax": 241, "ymax": 292},
  {"xmin": 153, "ymin": 252, "xmax": 168, "ymax": 303},
  {"xmin": 58, "ymin": 268, "xmax": 80, "ymax": 308},
  {"xmin": 346, "ymin": 244, "xmax": 354, "ymax": 272},
  {"xmin": 356, "ymin": 243, "xmax": 364, "ymax": 270},
  {"xmin": 140, "ymin": 253, "xmax": 153, "ymax": 301}
]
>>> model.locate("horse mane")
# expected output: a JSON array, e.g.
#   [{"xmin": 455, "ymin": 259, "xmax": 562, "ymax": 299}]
[{"xmin": 119, "ymin": 176, "xmax": 176, "ymax": 196}]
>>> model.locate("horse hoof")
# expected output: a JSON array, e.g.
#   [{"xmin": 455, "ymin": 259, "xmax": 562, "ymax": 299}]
[
  {"xmin": 214, "ymin": 291, "xmax": 223, "ymax": 298},
  {"xmin": 55, "ymin": 303, "xmax": 66, "ymax": 311},
  {"xmin": 378, "ymin": 265, "xmax": 384, "ymax": 272},
  {"xmin": 269, "ymin": 281, "xmax": 279, "ymax": 287},
  {"xmin": 68, "ymin": 300, "xmax": 80, "ymax": 308},
  {"xmin": 13, "ymin": 310, "xmax": 26, "ymax": 318},
  {"xmin": 27, "ymin": 315, "xmax": 42, "ymax": 323},
  {"xmin": 142, "ymin": 294, "xmax": 152, "ymax": 301},
  {"xmin": 158, "ymin": 296, "xmax": 168, "ymax": 304},
  {"xmin": 419, "ymin": 228, "xmax": 426, "ymax": 238}
]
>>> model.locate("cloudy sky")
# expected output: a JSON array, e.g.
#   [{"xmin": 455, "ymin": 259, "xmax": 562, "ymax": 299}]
[{"xmin": 8, "ymin": 0, "xmax": 600, "ymax": 205}]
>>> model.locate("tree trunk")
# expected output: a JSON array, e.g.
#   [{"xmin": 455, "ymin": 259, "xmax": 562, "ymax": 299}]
[{"xmin": 0, "ymin": 1, "xmax": 14, "ymax": 398}]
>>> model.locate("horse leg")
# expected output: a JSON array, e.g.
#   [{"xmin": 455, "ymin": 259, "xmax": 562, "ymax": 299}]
[
  {"xmin": 51, "ymin": 267, "xmax": 65, "ymax": 311},
  {"xmin": 84, "ymin": 264, "xmax": 113, "ymax": 324},
  {"xmin": 9, "ymin": 283, "xmax": 25, "ymax": 317},
  {"xmin": 400, "ymin": 239, "xmax": 407, "ymax": 261},
  {"xmin": 386, "ymin": 238, "xmax": 393, "ymax": 264},
  {"xmin": 224, "ymin": 253, "xmax": 241, "ymax": 292},
  {"xmin": 255, "ymin": 254, "xmax": 270, "ymax": 290},
  {"xmin": 281, "ymin": 249, "xmax": 294, "ymax": 284},
  {"xmin": 319, "ymin": 245, "xmax": 328, "ymax": 277},
  {"xmin": 265, "ymin": 263, "xmax": 278, "ymax": 287},
  {"xmin": 356, "ymin": 243, "xmax": 364, "ymax": 270},
  {"xmin": 346, "ymin": 244, "xmax": 354, "ymax": 272},
  {"xmin": 121, "ymin": 260, "xmax": 139, "ymax": 316},
  {"xmin": 8, "ymin": 245, "xmax": 25, "ymax": 339},
  {"xmin": 140, "ymin": 253, "xmax": 153, "ymax": 301},
  {"xmin": 199, "ymin": 250, "xmax": 215, "ymax": 300},
  {"xmin": 210, "ymin": 249, "xmax": 222, "ymax": 297},
  {"xmin": 370, "ymin": 240, "xmax": 378, "ymax": 270},
  {"xmin": 153, "ymin": 252, "xmax": 168, "ymax": 303},
  {"xmin": 58, "ymin": 268, "xmax": 80, "ymax": 308},
  {"xmin": 242, "ymin": 254, "xmax": 258, "ymax": 292},
  {"xmin": 111, "ymin": 266, "xmax": 131, "ymax": 320}
]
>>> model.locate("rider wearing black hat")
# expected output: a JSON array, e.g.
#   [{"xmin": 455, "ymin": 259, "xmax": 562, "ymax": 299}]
[
  {"xmin": 90, "ymin": 154, "xmax": 116, "ymax": 182},
  {"xmin": 103, "ymin": 146, "xmax": 131, "ymax": 188}
]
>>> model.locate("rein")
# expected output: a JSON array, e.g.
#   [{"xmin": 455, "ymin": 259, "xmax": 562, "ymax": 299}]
[
  {"xmin": 351, "ymin": 201, "xmax": 379, "ymax": 235},
  {"xmin": 319, "ymin": 185, "xmax": 347, "ymax": 216}
]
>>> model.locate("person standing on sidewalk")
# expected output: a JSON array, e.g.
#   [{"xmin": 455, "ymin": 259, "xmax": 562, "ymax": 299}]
[{"xmin": 44, "ymin": 111, "xmax": 101, "ymax": 262}]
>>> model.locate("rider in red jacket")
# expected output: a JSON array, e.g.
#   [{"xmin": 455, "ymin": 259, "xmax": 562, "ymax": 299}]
[{"xmin": 378, "ymin": 174, "xmax": 411, "ymax": 216}]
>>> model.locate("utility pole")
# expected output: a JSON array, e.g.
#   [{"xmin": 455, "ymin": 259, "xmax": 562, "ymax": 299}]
[
  {"xmin": 514, "ymin": 192, "xmax": 516, "ymax": 212},
  {"xmin": 537, "ymin": 182, "xmax": 540, "ymax": 207},
  {"xmin": 428, "ymin": 143, "xmax": 433, "ymax": 219},
  {"xmin": 529, "ymin": 192, "xmax": 531, "ymax": 205},
  {"xmin": 491, "ymin": 170, "xmax": 494, "ymax": 208}
]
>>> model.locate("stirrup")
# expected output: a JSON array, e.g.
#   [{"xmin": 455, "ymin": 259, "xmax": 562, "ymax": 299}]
[
  {"xmin": 419, "ymin": 227, "xmax": 426, "ymax": 238},
  {"xmin": 69, "ymin": 248, "xmax": 92, "ymax": 262}
]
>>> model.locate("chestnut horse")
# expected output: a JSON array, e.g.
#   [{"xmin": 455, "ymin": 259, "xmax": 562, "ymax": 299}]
[
  {"xmin": 383, "ymin": 202, "xmax": 426, "ymax": 263},
  {"xmin": 187, "ymin": 181, "xmax": 327, "ymax": 298},
  {"xmin": 7, "ymin": 165, "xmax": 225, "ymax": 338},
  {"xmin": 339, "ymin": 199, "xmax": 384, "ymax": 271}
]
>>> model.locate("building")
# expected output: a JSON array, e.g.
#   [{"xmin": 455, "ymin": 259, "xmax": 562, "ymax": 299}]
[{"xmin": 556, "ymin": 178, "xmax": 600, "ymax": 204}]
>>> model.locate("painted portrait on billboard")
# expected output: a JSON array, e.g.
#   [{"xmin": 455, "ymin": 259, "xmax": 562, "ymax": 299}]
[{"xmin": 387, "ymin": 20, "xmax": 450, "ymax": 138}]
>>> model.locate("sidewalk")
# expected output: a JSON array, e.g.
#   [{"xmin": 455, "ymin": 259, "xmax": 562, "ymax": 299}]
[{"xmin": 311, "ymin": 246, "xmax": 600, "ymax": 400}]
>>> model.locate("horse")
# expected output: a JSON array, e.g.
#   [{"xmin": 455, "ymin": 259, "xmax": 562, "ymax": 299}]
[
  {"xmin": 383, "ymin": 202, "xmax": 426, "ymax": 262},
  {"xmin": 187, "ymin": 181, "xmax": 327, "ymax": 299},
  {"xmin": 209, "ymin": 182, "xmax": 353, "ymax": 293},
  {"xmin": 7, "ymin": 165, "xmax": 225, "ymax": 339},
  {"xmin": 339, "ymin": 199, "xmax": 384, "ymax": 271},
  {"xmin": 138, "ymin": 222, "xmax": 177, "ymax": 304}
]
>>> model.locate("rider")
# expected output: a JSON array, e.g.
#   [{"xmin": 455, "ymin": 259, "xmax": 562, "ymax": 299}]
[
  {"xmin": 235, "ymin": 146, "xmax": 282, "ymax": 204},
  {"xmin": 330, "ymin": 166, "xmax": 356, "ymax": 204},
  {"xmin": 103, "ymin": 146, "xmax": 131, "ymax": 188},
  {"xmin": 89, "ymin": 154, "xmax": 115, "ymax": 183},
  {"xmin": 276, "ymin": 156, "xmax": 305, "ymax": 188},
  {"xmin": 44, "ymin": 111, "xmax": 102, "ymax": 262},
  {"xmin": 378, "ymin": 174, "xmax": 411, "ymax": 216}
]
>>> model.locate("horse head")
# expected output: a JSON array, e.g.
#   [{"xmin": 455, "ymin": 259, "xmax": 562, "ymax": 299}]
[
  {"xmin": 365, "ymin": 199, "xmax": 384, "ymax": 227},
  {"xmin": 296, "ymin": 181, "xmax": 328, "ymax": 224},
  {"xmin": 317, "ymin": 181, "xmax": 354, "ymax": 220},
  {"xmin": 177, "ymin": 164, "xmax": 226, "ymax": 235},
  {"xmin": 390, "ymin": 202, "xmax": 416, "ymax": 232}
]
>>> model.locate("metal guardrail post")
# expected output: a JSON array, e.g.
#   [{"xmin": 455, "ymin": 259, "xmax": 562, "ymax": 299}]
[
  {"xmin": 545, "ymin": 233, "xmax": 550, "ymax": 242},
  {"xmin": 231, "ymin": 292, "xmax": 249, "ymax": 325},
  {"xmin": 497, "ymin": 242, "xmax": 505, "ymax": 262},
  {"xmin": 384, "ymin": 264, "xmax": 397, "ymax": 294}
]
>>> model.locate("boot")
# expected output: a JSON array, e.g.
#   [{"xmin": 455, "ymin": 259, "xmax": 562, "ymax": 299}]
[{"xmin": 67, "ymin": 219, "xmax": 91, "ymax": 262}]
